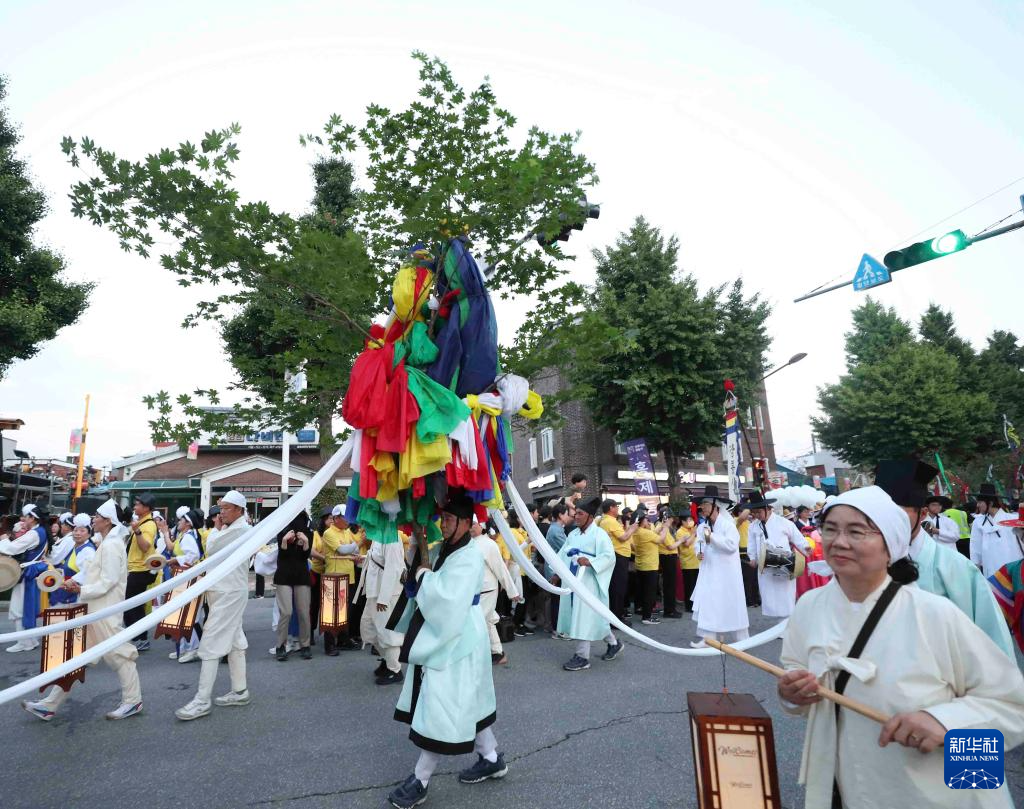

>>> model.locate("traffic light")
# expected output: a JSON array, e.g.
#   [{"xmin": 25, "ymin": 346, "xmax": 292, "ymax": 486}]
[
  {"xmin": 883, "ymin": 229, "xmax": 968, "ymax": 271},
  {"xmin": 536, "ymin": 199, "xmax": 600, "ymax": 247},
  {"xmin": 752, "ymin": 458, "xmax": 767, "ymax": 489}
]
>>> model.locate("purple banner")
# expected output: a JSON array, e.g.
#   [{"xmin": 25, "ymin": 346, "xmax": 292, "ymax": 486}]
[{"xmin": 623, "ymin": 438, "xmax": 657, "ymax": 498}]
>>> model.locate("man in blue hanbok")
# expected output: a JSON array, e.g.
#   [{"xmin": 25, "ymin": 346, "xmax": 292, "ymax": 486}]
[
  {"xmin": 388, "ymin": 492, "xmax": 506, "ymax": 809},
  {"xmin": 874, "ymin": 459, "xmax": 1014, "ymax": 658},
  {"xmin": 555, "ymin": 496, "xmax": 623, "ymax": 671}
]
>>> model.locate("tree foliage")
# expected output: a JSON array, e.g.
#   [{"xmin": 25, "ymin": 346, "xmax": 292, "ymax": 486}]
[
  {"xmin": 63, "ymin": 54, "xmax": 598, "ymax": 451},
  {"xmin": 0, "ymin": 75, "xmax": 92, "ymax": 378}
]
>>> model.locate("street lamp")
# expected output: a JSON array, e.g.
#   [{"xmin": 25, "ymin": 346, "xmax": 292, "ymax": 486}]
[{"xmin": 750, "ymin": 352, "xmax": 808, "ymax": 482}]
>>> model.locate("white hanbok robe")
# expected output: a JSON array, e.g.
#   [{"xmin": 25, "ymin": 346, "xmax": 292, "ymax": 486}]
[
  {"xmin": 474, "ymin": 535, "xmax": 518, "ymax": 653},
  {"xmin": 691, "ymin": 514, "xmax": 748, "ymax": 634},
  {"xmin": 781, "ymin": 577, "xmax": 1024, "ymax": 808},
  {"xmin": 357, "ymin": 539, "xmax": 407, "ymax": 663},
  {"xmin": 48, "ymin": 533, "xmax": 76, "ymax": 566},
  {"xmin": 747, "ymin": 514, "xmax": 812, "ymax": 618},
  {"xmin": 394, "ymin": 534, "xmax": 495, "ymax": 754},
  {"xmin": 197, "ymin": 518, "xmax": 250, "ymax": 660},
  {"xmin": 923, "ymin": 512, "xmax": 961, "ymax": 549},
  {"xmin": 556, "ymin": 522, "xmax": 615, "ymax": 641},
  {"xmin": 971, "ymin": 510, "xmax": 1023, "ymax": 578}
]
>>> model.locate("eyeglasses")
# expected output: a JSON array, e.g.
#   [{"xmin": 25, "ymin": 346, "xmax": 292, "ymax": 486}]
[{"xmin": 819, "ymin": 524, "xmax": 882, "ymax": 543}]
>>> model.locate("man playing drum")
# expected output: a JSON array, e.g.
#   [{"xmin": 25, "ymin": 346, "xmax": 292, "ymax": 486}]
[{"xmin": 746, "ymin": 494, "xmax": 811, "ymax": 618}]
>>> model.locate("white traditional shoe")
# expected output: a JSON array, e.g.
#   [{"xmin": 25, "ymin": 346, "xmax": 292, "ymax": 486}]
[
  {"xmin": 168, "ymin": 651, "xmax": 179, "ymax": 660},
  {"xmin": 177, "ymin": 650, "xmax": 199, "ymax": 664},
  {"xmin": 689, "ymin": 639, "xmax": 708, "ymax": 649},
  {"xmin": 22, "ymin": 700, "xmax": 55, "ymax": 721},
  {"xmin": 213, "ymin": 689, "xmax": 251, "ymax": 707},
  {"xmin": 175, "ymin": 698, "xmax": 212, "ymax": 721},
  {"xmin": 6, "ymin": 640, "xmax": 33, "ymax": 653},
  {"xmin": 105, "ymin": 702, "xmax": 143, "ymax": 720}
]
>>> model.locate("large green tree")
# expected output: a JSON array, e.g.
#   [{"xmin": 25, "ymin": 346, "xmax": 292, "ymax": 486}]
[
  {"xmin": 0, "ymin": 76, "xmax": 91, "ymax": 378},
  {"xmin": 63, "ymin": 53, "xmax": 597, "ymax": 449},
  {"xmin": 512, "ymin": 217, "xmax": 771, "ymax": 500}
]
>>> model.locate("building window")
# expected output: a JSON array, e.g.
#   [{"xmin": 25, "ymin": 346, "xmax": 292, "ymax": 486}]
[
  {"xmin": 541, "ymin": 428, "xmax": 555, "ymax": 463},
  {"xmin": 756, "ymin": 405, "xmax": 765, "ymax": 431},
  {"xmin": 613, "ymin": 438, "xmax": 626, "ymax": 456},
  {"xmin": 689, "ymin": 452, "xmax": 705, "ymax": 461},
  {"xmin": 529, "ymin": 438, "xmax": 538, "ymax": 470}
]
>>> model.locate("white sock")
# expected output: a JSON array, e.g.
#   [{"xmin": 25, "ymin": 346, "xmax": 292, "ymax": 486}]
[
  {"xmin": 474, "ymin": 727, "xmax": 498, "ymax": 762},
  {"xmin": 414, "ymin": 750, "xmax": 441, "ymax": 786},
  {"xmin": 575, "ymin": 640, "xmax": 591, "ymax": 660}
]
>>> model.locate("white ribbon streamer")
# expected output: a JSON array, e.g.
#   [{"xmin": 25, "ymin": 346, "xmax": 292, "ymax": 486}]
[
  {"xmin": 504, "ymin": 479, "xmax": 788, "ymax": 657},
  {"xmin": 0, "ymin": 438, "xmax": 353, "ymax": 705},
  {"xmin": 489, "ymin": 508, "xmax": 568, "ymax": 596}
]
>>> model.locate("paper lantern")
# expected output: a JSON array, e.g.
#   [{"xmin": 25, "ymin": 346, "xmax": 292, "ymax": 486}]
[
  {"xmin": 39, "ymin": 604, "xmax": 88, "ymax": 693},
  {"xmin": 155, "ymin": 573, "xmax": 206, "ymax": 643},
  {"xmin": 687, "ymin": 691, "xmax": 782, "ymax": 809},
  {"xmin": 319, "ymin": 574, "xmax": 350, "ymax": 632}
]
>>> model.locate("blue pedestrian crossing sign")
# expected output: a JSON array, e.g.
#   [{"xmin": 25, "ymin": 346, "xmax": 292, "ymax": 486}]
[{"xmin": 852, "ymin": 253, "xmax": 891, "ymax": 291}]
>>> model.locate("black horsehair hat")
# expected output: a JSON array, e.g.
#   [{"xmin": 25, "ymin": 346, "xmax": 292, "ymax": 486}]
[{"xmin": 873, "ymin": 459, "xmax": 937, "ymax": 509}]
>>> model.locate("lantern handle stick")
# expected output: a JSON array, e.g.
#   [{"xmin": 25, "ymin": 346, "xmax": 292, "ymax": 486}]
[{"xmin": 704, "ymin": 638, "xmax": 891, "ymax": 725}]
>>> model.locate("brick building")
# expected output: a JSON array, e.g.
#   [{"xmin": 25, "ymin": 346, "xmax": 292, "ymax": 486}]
[{"xmin": 510, "ymin": 369, "xmax": 779, "ymax": 508}]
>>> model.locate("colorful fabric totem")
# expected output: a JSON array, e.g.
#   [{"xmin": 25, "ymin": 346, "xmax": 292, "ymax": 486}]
[
  {"xmin": 990, "ymin": 560, "xmax": 1024, "ymax": 655},
  {"xmin": 341, "ymin": 238, "xmax": 544, "ymax": 546}
]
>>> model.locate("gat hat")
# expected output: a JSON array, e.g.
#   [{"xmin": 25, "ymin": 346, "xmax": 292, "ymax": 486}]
[
  {"xmin": 221, "ymin": 490, "xmax": 247, "ymax": 509},
  {"xmin": 72, "ymin": 513, "xmax": 92, "ymax": 528},
  {"xmin": 873, "ymin": 459, "xmax": 937, "ymax": 509},
  {"xmin": 134, "ymin": 492, "xmax": 157, "ymax": 509},
  {"xmin": 738, "ymin": 493, "xmax": 772, "ymax": 511},
  {"xmin": 440, "ymin": 492, "xmax": 476, "ymax": 520},
  {"xmin": 999, "ymin": 506, "xmax": 1024, "ymax": 529},
  {"xmin": 976, "ymin": 483, "xmax": 1000, "ymax": 504},
  {"xmin": 577, "ymin": 496, "xmax": 603, "ymax": 517},
  {"xmin": 698, "ymin": 485, "xmax": 732, "ymax": 508},
  {"xmin": 924, "ymin": 494, "xmax": 953, "ymax": 509}
]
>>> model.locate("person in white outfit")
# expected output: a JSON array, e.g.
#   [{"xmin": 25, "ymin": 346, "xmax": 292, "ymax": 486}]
[
  {"xmin": 745, "ymin": 495, "xmax": 812, "ymax": 618},
  {"xmin": 471, "ymin": 522, "xmax": 520, "ymax": 665},
  {"xmin": 22, "ymin": 500, "xmax": 144, "ymax": 722},
  {"xmin": 2, "ymin": 504, "xmax": 49, "ymax": 653},
  {"xmin": 970, "ymin": 483, "xmax": 1023, "ymax": 578},
  {"xmin": 48, "ymin": 512, "xmax": 77, "ymax": 567},
  {"xmin": 357, "ymin": 534, "xmax": 407, "ymax": 685},
  {"xmin": 921, "ymin": 494, "xmax": 960, "ymax": 549},
  {"xmin": 175, "ymin": 490, "xmax": 252, "ymax": 721},
  {"xmin": 161, "ymin": 509, "xmax": 204, "ymax": 663}
]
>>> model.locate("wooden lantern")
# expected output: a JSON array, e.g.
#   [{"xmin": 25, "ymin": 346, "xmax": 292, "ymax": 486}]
[
  {"xmin": 154, "ymin": 573, "xmax": 206, "ymax": 644},
  {"xmin": 319, "ymin": 574, "xmax": 349, "ymax": 632},
  {"xmin": 39, "ymin": 604, "xmax": 88, "ymax": 693},
  {"xmin": 687, "ymin": 691, "xmax": 782, "ymax": 809}
]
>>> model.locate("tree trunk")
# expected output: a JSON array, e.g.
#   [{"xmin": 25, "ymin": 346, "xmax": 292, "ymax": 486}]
[
  {"xmin": 664, "ymin": 447, "xmax": 683, "ymax": 504},
  {"xmin": 317, "ymin": 410, "xmax": 336, "ymax": 466}
]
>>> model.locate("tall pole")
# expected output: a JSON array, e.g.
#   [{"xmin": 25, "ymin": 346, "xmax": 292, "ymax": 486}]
[
  {"xmin": 73, "ymin": 394, "xmax": 90, "ymax": 511},
  {"xmin": 281, "ymin": 428, "xmax": 290, "ymax": 503}
]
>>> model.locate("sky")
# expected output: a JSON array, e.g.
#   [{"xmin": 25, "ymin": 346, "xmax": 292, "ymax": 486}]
[{"xmin": 2, "ymin": 0, "xmax": 1022, "ymax": 468}]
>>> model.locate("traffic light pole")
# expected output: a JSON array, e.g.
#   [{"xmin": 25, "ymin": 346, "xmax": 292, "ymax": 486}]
[{"xmin": 794, "ymin": 215, "xmax": 1024, "ymax": 303}]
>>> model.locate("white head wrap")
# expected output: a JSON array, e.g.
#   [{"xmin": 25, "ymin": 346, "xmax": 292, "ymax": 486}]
[
  {"xmin": 331, "ymin": 504, "xmax": 346, "ymax": 518},
  {"xmin": 176, "ymin": 505, "xmax": 190, "ymax": 519},
  {"xmin": 221, "ymin": 490, "xmax": 247, "ymax": 508},
  {"xmin": 96, "ymin": 500, "xmax": 120, "ymax": 523},
  {"xmin": 72, "ymin": 513, "xmax": 92, "ymax": 528},
  {"xmin": 819, "ymin": 485, "xmax": 911, "ymax": 562},
  {"xmin": 21, "ymin": 503, "xmax": 41, "ymax": 520},
  {"xmin": 59, "ymin": 511, "xmax": 74, "ymax": 526}
]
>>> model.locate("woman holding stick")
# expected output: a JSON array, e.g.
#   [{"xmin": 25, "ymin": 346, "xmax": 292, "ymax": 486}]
[{"xmin": 777, "ymin": 486, "xmax": 1024, "ymax": 808}]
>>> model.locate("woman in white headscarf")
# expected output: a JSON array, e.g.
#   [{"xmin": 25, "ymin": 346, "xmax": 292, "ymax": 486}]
[{"xmin": 778, "ymin": 486, "xmax": 1024, "ymax": 808}]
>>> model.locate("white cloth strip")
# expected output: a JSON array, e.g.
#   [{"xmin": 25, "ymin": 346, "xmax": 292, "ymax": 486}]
[
  {"xmin": 504, "ymin": 479, "xmax": 788, "ymax": 657},
  {"xmin": 0, "ymin": 436, "xmax": 352, "ymax": 640},
  {"xmin": 489, "ymin": 508, "xmax": 568, "ymax": 596}
]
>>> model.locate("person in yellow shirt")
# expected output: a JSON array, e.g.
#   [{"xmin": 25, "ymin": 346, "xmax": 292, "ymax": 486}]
[
  {"xmin": 125, "ymin": 492, "xmax": 159, "ymax": 651},
  {"xmin": 656, "ymin": 509, "xmax": 684, "ymax": 619},
  {"xmin": 321, "ymin": 506, "xmax": 362, "ymax": 655},
  {"xmin": 309, "ymin": 507, "xmax": 331, "ymax": 650},
  {"xmin": 676, "ymin": 515, "xmax": 699, "ymax": 613},
  {"xmin": 598, "ymin": 500, "xmax": 639, "ymax": 625},
  {"xmin": 632, "ymin": 512, "xmax": 666, "ymax": 625}
]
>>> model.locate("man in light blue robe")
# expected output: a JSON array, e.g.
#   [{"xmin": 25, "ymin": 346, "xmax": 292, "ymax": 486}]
[
  {"xmin": 387, "ymin": 493, "xmax": 506, "ymax": 809},
  {"xmin": 875, "ymin": 459, "xmax": 1014, "ymax": 658},
  {"xmin": 554, "ymin": 496, "xmax": 623, "ymax": 671}
]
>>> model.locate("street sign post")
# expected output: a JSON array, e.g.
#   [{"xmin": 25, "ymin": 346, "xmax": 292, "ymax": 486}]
[{"xmin": 851, "ymin": 254, "xmax": 890, "ymax": 291}]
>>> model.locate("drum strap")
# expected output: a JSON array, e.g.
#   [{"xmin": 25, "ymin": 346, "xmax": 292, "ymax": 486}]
[{"xmin": 830, "ymin": 579, "xmax": 902, "ymax": 808}]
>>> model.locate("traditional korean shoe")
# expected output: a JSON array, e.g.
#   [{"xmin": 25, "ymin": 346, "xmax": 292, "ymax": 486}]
[
  {"xmin": 275, "ymin": 645, "xmax": 289, "ymax": 661},
  {"xmin": 562, "ymin": 654, "xmax": 590, "ymax": 671},
  {"xmin": 168, "ymin": 650, "xmax": 179, "ymax": 660},
  {"xmin": 214, "ymin": 689, "xmax": 250, "ymax": 707},
  {"xmin": 6, "ymin": 640, "xmax": 34, "ymax": 653},
  {"xmin": 458, "ymin": 752, "xmax": 508, "ymax": 784},
  {"xmin": 388, "ymin": 774, "xmax": 428, "ymax": 808},
  {"xmin": 106, "ymin": 702, "xmax": 143, "ymax": 720},
  {"xmin": 300, "ymin": 646, "xmax": 312, "ymax": 660},
  {"xmin": 601, "ymin": 641, "xmax": 625, "ymax": 661},
  {"xmin": 689, "ymin": 639, "xmax": 708, "ymax": 649},
  {"xmin": 376, "ymin": 669, "xmax": 404, "ymax": 685},
  {"xmin": 175, "ymin": 698, "xmax": 211, "ymax": 721},
  {"xmin": 22, "ymin": 700, "xmax": 55, "ymax": 722},
  {"xmin": 177, "ymin": 650, "xmax": 199, "ymax": 664}
]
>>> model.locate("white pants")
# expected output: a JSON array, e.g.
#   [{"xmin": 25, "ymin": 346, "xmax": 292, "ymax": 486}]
[
  {"xmin": 414, "ymin": 727, "xmax": 499, "ymax": 784},
  {"xmin": 575, "ymin": 633, "xmax": 617, "ymax": 660},
  {"xmin": 697, "ymin": 628, "xmax": 750, "ymax": 642},
  {"xmin": 9, "ymin": 581, "xmax": 24, "ymax": 623},
  {"xmin": 480, "ymin": 589, "xmax": 502, "ymax": 654},
  {"xmin": 360, "ymin": 590, "xmax": 403, "ymax": 673},
  {"xmin": 193, "ymin": 649, "xmax": 246, "ymax": 707},
  {"xmin": 199, "ymin": 588, "xmax": 248, "ymax": 660},
  {"xmin": 38, "ymin": 643, "xmax": 142, "ymax": 711}
]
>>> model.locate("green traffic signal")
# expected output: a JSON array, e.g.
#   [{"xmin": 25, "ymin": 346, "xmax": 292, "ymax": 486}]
[{"xmin": 884, "ymin": 229, "xmax": 968, "ymax": 270}]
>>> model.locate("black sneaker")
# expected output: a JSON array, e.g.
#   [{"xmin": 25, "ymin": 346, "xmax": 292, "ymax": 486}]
[
  {"xmin": 514, "ymin": 626, "xmax": 527, "ymax": 637},
  {"xmin": 275, "ymin": 645, "xmax": 289, "ymax": 661},
  {"xmin": 563, "ymin": 654, "xmax": 591, "ymax": 671},
  {"xmin": 339, "ymin": 638, "xmax": 361, "ymax": 651},
  {"xmin": 641, "ymin": 617, "xmax": 661, "ymax": 626},
  {"xmin": 374, "ymin": 659, "xmax": 388, "ymax": 678},
  {"xmin": 520, "ymin": 624, "xmax": 536, "ymax": 636},
  {"xmin": 458, "ymin": 752, "xmax": 508, "ymax": 784},
  {"xmin": 300, "ymin": 646, "xmax": 312, "ymax": 660},
  {"xmin": 376, "ymin": 669, "xmax": 404, "ymax": 685},
  {"xmin": 663, "ymin": 611, "xmax": 683, "ymax": 619},
  {"xmin": 388, "ymin": 774, "xmax": 428, "ymax": 808},
  {"xmin": 602, "ymin": 641, "xmax": 625, "ymax": 661}
]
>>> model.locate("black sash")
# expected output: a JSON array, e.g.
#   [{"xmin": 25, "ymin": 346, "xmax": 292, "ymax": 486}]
[{"xmin": 831, "ymin": 579, "xmax": 902, "ymax": 808}]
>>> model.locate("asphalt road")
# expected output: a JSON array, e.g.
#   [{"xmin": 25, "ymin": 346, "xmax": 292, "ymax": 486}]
[{"xmin": 2, "ymin": 594, "xmax": 1022, "ymax": 809}]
